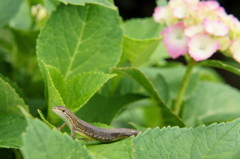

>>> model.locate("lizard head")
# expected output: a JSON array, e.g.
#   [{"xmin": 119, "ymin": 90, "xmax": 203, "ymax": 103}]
[{"xmin": 52, "ymin": 106, "xmax": 75, "ymax": 126}]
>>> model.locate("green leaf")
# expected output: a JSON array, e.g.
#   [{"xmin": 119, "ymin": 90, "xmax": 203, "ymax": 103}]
[
  {"xmin": 0, "ymin": 115, "xmax": 27, "ymax": 148},
  {"xmin": 40, "ymin": 62, "xmax": 65, "ymax": 121},
  {"xmin": 196, "ymin": 67, "xmax": 224, "ymax": 82},
  {"xmin": 121, "ymin": 18, "xmax": 164, "ymax": 66},
  {"xmin": 9, "ymin": 0, "xmax": 32, "ymax": 30},
  {"xmin": 182, "ymin": 82, "xmax": 240, "ymax": 127},
  {"xmin": 0, "ymin": 74, "xmax": 27, "ymax": 101},
  {"xmin": 0, "ymin": 0, "xmax": 22, "ymax": 26},
  {"xmin": 102, "ymin": 68, "xmax": 169, "ymax": 102},
  {"xmin": 199, "ymin": 60, "xmax": 240, "ymax": 76},
  {"xmin": 147, "ymin": 41, "xmax": 169, "ymax": 65},
  {"xmin": 87, "ymin": 137, "xmax": 134, "ymax": 159},
  {"xmin": 134, "ymin": 119, "xmax": 240, "ymax": 159},
  {"xmin": 122, "ymin": 18, "xmax": 163, "ymax": 39},
  {"xmin": 76, "ymin": 94, "xmax": 143, "ymax": 124},
  {"xmin": 0, "ymin": 77, "xmax": 28, "ymax": 115},
  {"xmin": 0, "ymin": 77, "xmax": 28, "ymax": 148},
  {"xmin": 128, "ymin": 122, "xmax": 148, "ymax": 132},
  {"xmin": 57, "ymin": 0, "xmax": 115, "ymax": 9},
  {"xmin": 37, "ymin": 4, "xmax": 122, "ymax": 79},
  {"xmin": 111, "ymin": 99, "xmax": 161, "ymax": 128},
  {"xmin": 122, "ymin": 37, "xmax": 160, "ymax": 66},
  {"xmin": 41, "ymin": 62, "xmax": 115, "ymax": 121},
  {"xmin": 113, "ymin": 67, "xmax": 185, "ymax": 127},
  {"xmin": 141, "ymin": 68, "xmax": 169, "ymax": 103},
  {"xmin": 156, "ymin": 0, "xmax": 168, "ymax": 6},
  {"xmin": 148, "ymin": 66, "xmax": 199, "ymax": 101},
  {"xmin": 37, "ymin": 109, "xmax": 55, "ymax": 128},
  {"xmin": 21, "ymin": 119, "xmax": 93, "ymax": 159}
]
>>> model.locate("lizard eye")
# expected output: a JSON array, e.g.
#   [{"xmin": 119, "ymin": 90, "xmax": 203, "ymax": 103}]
[{"xmin": 62, "ymin": 110, "xmax": 65, "ymax": 112}]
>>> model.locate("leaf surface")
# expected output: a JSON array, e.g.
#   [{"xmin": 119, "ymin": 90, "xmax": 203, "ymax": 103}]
[
  {"xmin": 87, "ymin": 138, "xmax": 134, "ymax": 159},
  {"xmin": 0, "ymin": 77, "xmax": 28, "ymax": 148},
  {"xmin": 37, "ymin": 4, "xmax": 122, "ymax": 79},
  {"xmin": 183, "ymin": 82, "xmax": 240, "ymax": 127},
  {"xmin": 57, "ymin": 0, "xmax": 115, "ymax": 9},
  {"xmin": 121, "ymin": 18, "xmax": 164, "ymax": 66},
  {"xmin": 199, "ymin": 60, "xmax": 240, "ymax": 76},
  {"xmin": 134, "ymin": 119, "xmax": 240, "ymax": 159},
  {"xmin": 0, "ymin": 115, "xmax": 26, "ymax": 148},
  {"xmin": 41, "ymin": 62, "xmax": 115, "ymax": 121},
  {"xmin": 21, "ymin": 119, "xmax": 93, "ymax": 159}
]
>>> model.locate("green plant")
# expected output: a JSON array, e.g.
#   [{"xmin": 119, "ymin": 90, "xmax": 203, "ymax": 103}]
[{"xmin": 1, "ymin": 0, "xmax": 240, "ymax": 158}]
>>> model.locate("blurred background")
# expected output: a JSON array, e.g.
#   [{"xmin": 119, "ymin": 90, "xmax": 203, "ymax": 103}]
[{"xmin": 114, "ymin": 0, "xmax": 240, "ymax": 89}]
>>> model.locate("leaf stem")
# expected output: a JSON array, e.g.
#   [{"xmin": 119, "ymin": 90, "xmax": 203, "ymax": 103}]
[{"xmin": 173, "ymin": 59, "xmax": 195, "ymax": 115}]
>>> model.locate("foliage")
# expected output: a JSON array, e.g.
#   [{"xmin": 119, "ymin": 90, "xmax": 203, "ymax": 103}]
[{"xmin": 0, "ymin": 0, "xmax": 240, "ymax": 158}]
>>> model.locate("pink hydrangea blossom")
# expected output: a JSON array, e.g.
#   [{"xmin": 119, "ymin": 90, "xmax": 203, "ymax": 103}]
[
  {"xmin": 161, "ymin": 22, "xmax": 188, "ymax": 58},
  {"xmin": 185, "ymin": 25, "xmax": 203, "ymax": 37},
  {"xmin": 153, "ymin": 0, "xmax": 240, "ymax": 63},
  {"xmin": 169, "ymin": 0, "xmax": 190, "ymax": 19},
  {"xmin": 203, "ymin": 19, "xmax": 229, "ymax": 36},
  {"xmin": 188, "ymin": 33, "xmax": 219, "ymax": 61},
  {"xmin": 153, "ymin": 6, "xmax": 175, "ymax": 25},
  {"xmin": 230, "ymin": 40, "xmax": 240, "ymax": 63},
  {"xmin": 153, "ymin": 7, "xmax": 167, "ymax": 22},
  {"xmin": 198, "ymin": 1, "xmax": 220, "ymax": 10}
]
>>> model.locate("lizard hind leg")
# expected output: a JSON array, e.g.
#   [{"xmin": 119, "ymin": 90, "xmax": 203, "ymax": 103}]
[{"xmin": 71, "ymin": 128, "xmax": 76, "ymax": 139}]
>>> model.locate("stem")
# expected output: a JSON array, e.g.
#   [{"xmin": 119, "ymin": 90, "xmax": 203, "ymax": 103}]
[{"xmin": 173, "ymin": 60, "xmax": 195, "ymax": 115}]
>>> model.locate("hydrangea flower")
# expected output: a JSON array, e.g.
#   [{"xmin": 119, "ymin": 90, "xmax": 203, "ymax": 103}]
[
  {"xmin": 31, "ymin": 4, "xmax": 47, "ymax": 21},
  {"xmin": 230, "ymin": 40, "xmax": 240, "ymax": 62},
  {"xmin": 153, "ymin": 0, "xmax": 240, "ymax": 63},
  {"xmin": 161, "ymin": 22, "xmax": 188, "ymax": 58},
  {"xmin": 188, "ymin": 33, "xmax": 219, "ymax": 61}
]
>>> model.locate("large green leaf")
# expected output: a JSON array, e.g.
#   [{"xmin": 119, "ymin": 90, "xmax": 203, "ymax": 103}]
[
  {"xmin": 113, "ymin": 67, "xmax": 185, "ymax": 127},
  {"xmin": 41, "ymin": 62, "xmax": 115, "ymax": 121},
  {"xmin": 121, "ymin": 37, "xmax": 160, "ymax": 66},
  {"xmin": 37, "ymin": 4, "xmax": 122, "ymax": 120},
  {"xmin": 121, "ymin": 18, "xmax": 164, "ymax": 66},
  {"xmin": 87, "ymin": 137, "xmax": 134, "ymax": 159},
  {"xmin": 57, "ymin": 0, "xmax": 115, "ymax": 9},
  {"xmin": 37, "ymin": 4, "xmax": 122, "ymax": 79},
  {"xmin": 0, "ymin": 0, "xmax": 22, "ymax": 26},
  {"xmin": 21, "ymin": 119, "xmax": 93, "ymax": 159},
  {"xmin": 0, "ymin": 115, "xmax": 26, "ymax": 148},
  {"xmin": 134, "ymin": 119, "xmax": 240, "ymax": 159},
  {"xmin": 0, "ymin": 77, "xmax": 28, "ymax": 148},
  {"xmin": 0, "ymin": 78, "xmax": 28, "ymax": 115},
  {"xmin": 123, "ymin": 18, "xmax": 163, "ymax": 39},
  {"xmin": 182, "ymin": 82, "xmax": 240, "ymax": 127}
]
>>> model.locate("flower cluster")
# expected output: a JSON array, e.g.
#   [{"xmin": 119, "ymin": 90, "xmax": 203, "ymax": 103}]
[
  {"xmin": 31, "ymin": 4, "xmax": 47, "ymax": 21},
  {"xmin": 153, "ymin": 0, "xmax": 240, "ymax": 62}
]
